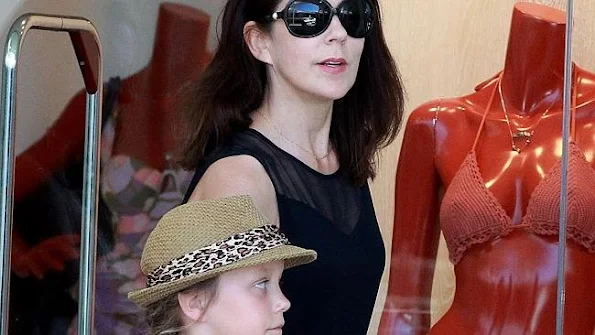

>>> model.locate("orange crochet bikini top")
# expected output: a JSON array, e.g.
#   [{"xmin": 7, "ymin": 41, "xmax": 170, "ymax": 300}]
[{"xmin": 440, "ymin": 75, "xmax": 595, "ymax": 264}]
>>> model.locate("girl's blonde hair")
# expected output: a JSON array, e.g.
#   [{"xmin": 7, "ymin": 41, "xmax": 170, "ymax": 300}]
[{"xmin": 144, "ymin": 277, "xmax": 218, "ymax": 335}]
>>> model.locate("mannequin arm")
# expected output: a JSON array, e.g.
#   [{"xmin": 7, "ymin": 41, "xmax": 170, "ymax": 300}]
[
  {"xmin": 11, "ymin": 231, "xmax": 80, "ymax": 280},
  {"xmin": 379, "ymin": 105, "xmax": 442, "ymax": 334}
]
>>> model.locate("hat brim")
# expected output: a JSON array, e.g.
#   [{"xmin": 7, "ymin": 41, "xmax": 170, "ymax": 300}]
[{"xmin": 128, "ymin": 245, "xmax": 316, "ymax": 307}]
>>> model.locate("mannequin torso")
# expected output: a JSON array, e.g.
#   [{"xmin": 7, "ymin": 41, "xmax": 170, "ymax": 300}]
[{"xmin": 380, "ymin": 3, "xmax": 595, "ymax": 334}]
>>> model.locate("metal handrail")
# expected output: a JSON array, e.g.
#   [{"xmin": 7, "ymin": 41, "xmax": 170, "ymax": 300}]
[{"xmin": 1, "ymin": 13, "xmax": 103, "ymax": 335}]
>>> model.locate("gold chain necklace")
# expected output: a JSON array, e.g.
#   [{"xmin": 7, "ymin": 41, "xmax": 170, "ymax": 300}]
[
  {"xmin": 256, "ymin": 110, "xmax": 331, "ymax": 160},
  {"xmin": 498, "ymin": 80, "xmax": 554, "ymax": 153}
]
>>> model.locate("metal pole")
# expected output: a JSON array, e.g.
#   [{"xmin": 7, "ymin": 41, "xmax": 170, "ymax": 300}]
[
  {"xmin": 0, "ymin": 14, "xmax": 102, "ymax": 335},
  {"xmin": 556, "ymin": 1, "xmax": 574, "ymax": 334},
  {"xmin": 78, "ymin": 90, "xmax": 101, "ymax": 335},
  {"xmin": 0, "ymin": 25, "xmax": 19, "ymax": 335}
]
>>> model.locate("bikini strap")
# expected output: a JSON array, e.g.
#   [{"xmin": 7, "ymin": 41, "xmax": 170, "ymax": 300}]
[{"xmin": 472, "ymin": 72, "xmax": 503, "ymax": 152}]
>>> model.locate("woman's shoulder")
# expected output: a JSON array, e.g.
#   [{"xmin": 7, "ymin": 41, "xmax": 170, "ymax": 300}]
[{"xmin": 187, "ymin": 154, "xmax": 279, "ymax": 224}]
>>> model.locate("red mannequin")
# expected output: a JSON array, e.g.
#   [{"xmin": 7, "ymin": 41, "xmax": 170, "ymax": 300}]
[
  {"xmin": 112, "ymin": 3, "xmax": 211, "ymax": 170},
  {"xmin": 379, "ymin": 3, "xmax": 595, "ymax": 334},
  {"xmin": 12, "ymin": 2, "xmax": 211, "ymax": 279}
]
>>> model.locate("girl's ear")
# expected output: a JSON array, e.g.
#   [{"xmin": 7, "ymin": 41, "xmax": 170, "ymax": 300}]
[
  {"xmin": 177, "ymin": 290, "xmax": 208, "ymax": 323},
  {"xmin": 244, "ymin": 21, "xmax": 273, "ymax": 65}
]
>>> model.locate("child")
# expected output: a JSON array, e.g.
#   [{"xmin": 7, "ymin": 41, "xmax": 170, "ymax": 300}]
[{"xmin": 128, "ymin": 195, "xmax": 316, "ymax": 334}]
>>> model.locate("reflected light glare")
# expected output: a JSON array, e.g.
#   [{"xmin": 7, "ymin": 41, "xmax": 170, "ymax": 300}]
[
  {"xmin": 536, "ymin": 164, "xmax": 545, "ymax": 178},
  {"xmin": 4, "ymin": 52, "xmax": 16, "ymax": 69},
  {"xmin": 579, "ymin": 77, "xmax": 595, "ymax": 87},
  {"xmin": 485, "ymin": 155, "xmax": 515, "ymax": 188},
  {"xmin": 584, "ymin": 150, "xmax": 594, "ymax": 163},
  {"xmin": 554, "ymin": 138, "xmax": 563, "ymax": 157},
  {"xmin": 533, "ymin": 147, "xmax": 546, "ymax": 177}
]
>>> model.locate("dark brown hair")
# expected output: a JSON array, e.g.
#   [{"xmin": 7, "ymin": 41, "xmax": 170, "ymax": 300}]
[{"xmin": 179, "ymin": 0, "xmax": 404, "ymax": 185}]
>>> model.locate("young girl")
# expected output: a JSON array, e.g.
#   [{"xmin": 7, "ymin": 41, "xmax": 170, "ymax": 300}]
[
  {"xmin": 180, "ymin": 0, "xmax": 404, "ymax": 333},
  {"xmin": 128, "ymin": 195, "xmax": 316, "ymax": 335}
]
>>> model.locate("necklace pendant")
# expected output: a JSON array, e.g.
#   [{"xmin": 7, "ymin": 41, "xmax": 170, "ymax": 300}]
[
  {"xmin": 512, "ymin": 130, "xmax": 533, "ymax": 139},
  {"xmin": 511, "ymin": 130, "xmax": 532, "ymax": 153}
]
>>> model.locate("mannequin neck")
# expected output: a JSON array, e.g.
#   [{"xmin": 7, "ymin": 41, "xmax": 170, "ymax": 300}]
[
  {"xmin": 147, "ymin": 3, "xmax": 210, "ymax": 98},
  {"xmin": 501, "ymin": 3, "xmax": 567, "ymax": 117}
]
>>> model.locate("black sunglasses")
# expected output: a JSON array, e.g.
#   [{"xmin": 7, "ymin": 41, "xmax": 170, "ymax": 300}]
[{"xmin": 264, "ymin": 0, "xmax": 375, "ymax": 38}]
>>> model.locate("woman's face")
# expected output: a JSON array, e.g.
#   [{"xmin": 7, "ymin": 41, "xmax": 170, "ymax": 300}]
[{"xmin": 264, "ymin": 0, "xmax": 366, "ymax": 102}]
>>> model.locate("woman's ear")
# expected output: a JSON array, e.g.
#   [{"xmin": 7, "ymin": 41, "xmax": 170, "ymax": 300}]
[
  {"xmin": 178, "ymin": 290, "xmax": 208, "ymax": 323},
  {"xmin": 244, "ymin": 21, "xmax": 273, "ymax": 65}
]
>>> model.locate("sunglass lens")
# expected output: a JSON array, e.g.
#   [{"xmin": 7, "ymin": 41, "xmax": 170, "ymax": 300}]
[
  {"xmin": 286, "ymin": 1, "xmax": 332, "ymax": 37},
  {"xmin": 338, "ymin": 0, "xmax": 374, "ymax": 38}
]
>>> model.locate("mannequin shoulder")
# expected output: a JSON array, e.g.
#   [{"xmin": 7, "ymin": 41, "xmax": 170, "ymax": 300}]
[
  {"xmin": 576, "ymin": 68, "xmax": 595, "ymax": 109},
  {"xmin": 406, "ymin": 97, "xmax": 476, "ymax": 130}
]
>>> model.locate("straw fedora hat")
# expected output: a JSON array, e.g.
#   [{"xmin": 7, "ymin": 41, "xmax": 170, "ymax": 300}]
[{"xmin": 128, "ymin": 195, "xmax": 317, "ymax": 307}]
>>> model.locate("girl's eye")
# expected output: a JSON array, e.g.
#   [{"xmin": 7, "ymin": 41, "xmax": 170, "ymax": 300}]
[{"xmin": 255, "ymin": 280, "xmax": 269, "ymax": 289}]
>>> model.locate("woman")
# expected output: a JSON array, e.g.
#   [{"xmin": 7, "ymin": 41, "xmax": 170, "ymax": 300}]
[{"xmin": 180, "ymin": 0, "xmax": 404, "ymax": 333}]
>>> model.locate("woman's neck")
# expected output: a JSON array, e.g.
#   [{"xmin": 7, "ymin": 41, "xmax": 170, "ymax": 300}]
[
  {"xmin": 501, "ymin": 3, "xmax": 567, "ymax": 117},
  {"xmin": 252, "ymin": 86, "xmax": 335, "ymax": 163}
]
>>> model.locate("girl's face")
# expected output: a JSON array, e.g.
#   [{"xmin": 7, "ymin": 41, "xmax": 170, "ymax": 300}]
[
  {"xmin": 193, "ymin": 261, "xmax": 290, "ymax": 335},
  {"xmin": 262, "ymin": 0, "xmax": 366, "ymax": 103}
]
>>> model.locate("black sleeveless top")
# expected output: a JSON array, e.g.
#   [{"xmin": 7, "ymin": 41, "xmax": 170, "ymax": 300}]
[{"xmin": 182, "ymin": 129, "xmax": 385, "ymax": 334}]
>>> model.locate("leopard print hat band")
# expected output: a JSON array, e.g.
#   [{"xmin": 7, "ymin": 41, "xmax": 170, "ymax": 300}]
[{"xmin": 147, "ymin": 225, "xmax": 289, "ymax": 287}]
